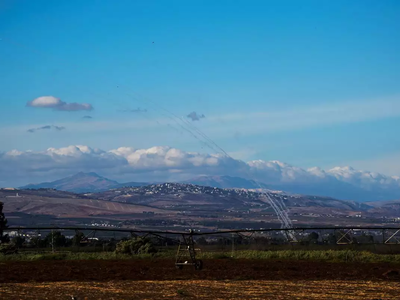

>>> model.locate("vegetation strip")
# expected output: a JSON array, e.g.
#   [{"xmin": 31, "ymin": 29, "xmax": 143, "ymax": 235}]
[{"xmin": 2, "ymin": 250, "xmax": 400, "ymax": 263}]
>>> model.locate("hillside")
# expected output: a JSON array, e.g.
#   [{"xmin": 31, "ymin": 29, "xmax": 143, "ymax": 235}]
[
  {"xmin": 0, "ymin": 188, "xmax": 166, "ymax": 227},
  {"xmin": 88, "ymin": 183, "xmax": 370, "ymax": 212},
  {"xmin": 3, "ymin": 183, "xmax": 400, "ymax": 229},
  {"xmin": 15, "ymin": 171, "xmax": 400, "ymax": 202}
]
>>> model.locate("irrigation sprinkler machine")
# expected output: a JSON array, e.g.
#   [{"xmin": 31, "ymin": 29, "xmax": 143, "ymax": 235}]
[{"xmin": 175, "ymin": 229, "xmax": 203, "ymax": 270}]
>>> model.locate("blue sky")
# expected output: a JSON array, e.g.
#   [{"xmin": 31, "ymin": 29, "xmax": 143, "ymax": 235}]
[{"xmin": 1, "ymin": 0, "xmax": 400, "ymax": 176}]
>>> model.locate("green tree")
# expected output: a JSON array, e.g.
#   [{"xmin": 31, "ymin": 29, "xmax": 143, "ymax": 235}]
[
  {"xmin": 11, "ymin": 236, "xmax": 25, "ymax": 248},
  {"xmin": 72, "ymin": 231, "xmax": 85, "ymax": 246},
  {"xmin": 115, "ymin": 237, "xmax": 157, "ymax": 255},
  {"xmin": 323, "ymin": 233, "xmax": 337, "ymax": 245},
  {"xmin": 0, "ymin": 243, "xmax": 17, "ymax": 255},
  {"xmin": 196, "ymin": 237, "xmax": 208, "ymax": 245},
  {"xmin": 0, "ymin": 202, "xmax": 9, "ymax": 244},
  {"xmin": 308, "ymin": 232, "xmax": 319, "ymax": 243},
  {"xmin": 356, "ymin": 233, "xmax": 374, "ymax": 244},
  {"xmin": 301, "ymin": 232, "xmax": 319, "ymax": 245},
  {"xmin": 29, "ymin": 236, "xmax": 47, "ymax": 248},
  {"xmin": 45, "ymin": 231, "xmax": 67, "ymax": 248}
]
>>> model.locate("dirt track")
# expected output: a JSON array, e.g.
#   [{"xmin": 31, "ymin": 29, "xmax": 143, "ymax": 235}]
[{"xmin": 1, "ymin": 259, "xmax": 400, "ymax": 299}]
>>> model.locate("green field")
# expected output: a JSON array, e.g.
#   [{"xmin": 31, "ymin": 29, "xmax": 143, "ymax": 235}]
[{"xmin": 2, "ymin": 249, "xmax": 400, "ymax": 264}]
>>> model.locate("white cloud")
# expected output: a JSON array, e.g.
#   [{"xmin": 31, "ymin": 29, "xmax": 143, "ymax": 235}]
[
  {"xmin": 327, "ymin": 165, "xmax": 400, "ymax": 190},
  {"xmin": 187, "ymin": 111, "xmax": 205, "ymax": 121},
  {"xmin": 109, "ymin": 146, "xmax": 244, "ymax": 172},
  {"xmin": 27, "ymin": 96, "xmax": 93, "ymax": 111},
  {"xmin": 5, "ymin": 96, "xmax": 400, "ymax": 145},
  {"xmin": 27, "ymin": 96, "xmax": 62, "ymax": 108},
  {"xmin": 0, "ymin": 146, "xmax": 127, "ymax": 183},
  {"xmin": 27, "ymin": 125, "xmax": 65, "ymax": 133},
  {"xmin": 58, "ymin": 103, "xmax": 93, "ymax": 111},
  {"xmin": 1, "ymin": 145, "xmax": 400, "ymax": 201},
  {"xmin": 343, "ymin": 153, "xmax": 400, "ymax": 178}
]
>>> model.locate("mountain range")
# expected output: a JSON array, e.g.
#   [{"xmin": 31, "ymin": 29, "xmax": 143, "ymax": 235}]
[
  {"xmin": 4, "ymin": 145, "xmax": 400, "ymax": 202},
  {"xmin": 20, "ymin": 172, "xmax": 148, "ymax": 193},
  {"xmin": 19, "ymin": 171, "xmax": 400, "ymax": 202},
  {"xmin": 20, "ymin": 172, "xmax": 267, "ymax": 194}
]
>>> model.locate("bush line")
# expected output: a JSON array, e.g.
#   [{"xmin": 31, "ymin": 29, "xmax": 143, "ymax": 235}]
[{"xmin": 2, "ymin": 250, "xmax": 400, "ymax": 263}]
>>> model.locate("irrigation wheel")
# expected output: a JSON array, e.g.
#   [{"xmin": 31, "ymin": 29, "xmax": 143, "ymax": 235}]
[{"xmin": 195, "ymin": 260, "xmax": 203, "ymax": 270}]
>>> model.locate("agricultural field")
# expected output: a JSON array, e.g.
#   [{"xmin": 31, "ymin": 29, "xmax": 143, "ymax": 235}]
[
  {"xmin": 1, "ymin": 257, "xmax": 400, "ymax": 299},
  {"xmin": 2, "ymin": 280, "xmax": 400, "ymax": 299}
]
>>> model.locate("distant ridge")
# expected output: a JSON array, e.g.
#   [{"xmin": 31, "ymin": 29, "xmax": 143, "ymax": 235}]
[
  {"xmin": 184, "ymin": 175, "xmax": 269, "ymax": 189},
  {"xmin": 21, "ymin": 172, "xmax": 121, "ymax": 193},
  {"xmin": 20, "ymin": 172, "xmax": 153, "ymax": 193},
  {"xmin": 18, "ymin": 172, "xmax": 400, "ymax": 202},
  {"xmin": 19, "ymin": 173, "xmax": 271, "ymax": 194}
]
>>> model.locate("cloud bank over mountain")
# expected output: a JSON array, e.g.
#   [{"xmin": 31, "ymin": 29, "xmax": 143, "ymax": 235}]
[{"xmin": 1, "ymin": 145, "xmax": 400, "ymax": 201}]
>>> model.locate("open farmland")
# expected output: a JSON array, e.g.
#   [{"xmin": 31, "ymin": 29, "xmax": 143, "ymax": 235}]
[
  {"xmin": 2, "ymin": 280, "xmax": 400, "ymax": 299},
  {"xmin": 1, "ymin": 259, "xmax": 400, "ymax": 299}
]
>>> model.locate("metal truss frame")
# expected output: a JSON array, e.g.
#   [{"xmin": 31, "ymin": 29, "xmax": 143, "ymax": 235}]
[
  {"xmin": 336, "ymin": 229, "xmax": 354, "ymax": 245},
  {"xmin": 175, "ymin": 230, "xmax": 203, "ymax": 270},
  {"xmin": 384, "ymin": 229, "xmax": 400, "ymax": 244},
  {"xmin": 6, "ymin": 226, "xmax": 400, "ymax": 243}
]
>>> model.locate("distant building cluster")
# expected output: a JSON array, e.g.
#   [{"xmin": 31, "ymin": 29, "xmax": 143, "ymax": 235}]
[
  {"xmin": 108, "ymin": 183, "xmax": 292, "ymax": 203},
  {"xmin": 84, "ymin": 222, "xmax": 118, "ymax": 228}
]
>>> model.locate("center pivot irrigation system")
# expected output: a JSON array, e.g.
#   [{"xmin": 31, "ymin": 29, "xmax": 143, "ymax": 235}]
[
  {"xmin": 6, "ymin": 226, "xmax": 400, "ymax": 270},
  {"xmin": 174, "ymin": 229, "xmax": 203, "ymax": 270}
]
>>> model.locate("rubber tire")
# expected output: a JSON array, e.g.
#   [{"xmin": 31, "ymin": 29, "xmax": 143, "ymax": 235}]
[{"xmin": 195, "ymin": 260, "xmax": 203, "ymax": 270}]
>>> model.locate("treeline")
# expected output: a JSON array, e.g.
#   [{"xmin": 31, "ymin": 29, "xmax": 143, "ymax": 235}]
[
  {"xmin": 195, "ymin": 231, "xmax": 376, "ymax": 246},
  {"xmin": 1, "ymin": 231, "xmax": 109, "ymax": 250},
  {"xmin": 1, "ymin": 231, "xmax": 160, "ymax": 256}
]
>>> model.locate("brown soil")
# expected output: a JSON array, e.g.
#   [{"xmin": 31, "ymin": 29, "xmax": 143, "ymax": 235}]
[
  {"xmin": 2, "ymin": 280, "xmax": 400, "ymax": 300},
  {"xmin": 0, "ymin": 259, "xmax": 399, "ymax": 282},
  {"xmin": 1, "ymin": 259, "xmax": 400, "ymax": 299}
]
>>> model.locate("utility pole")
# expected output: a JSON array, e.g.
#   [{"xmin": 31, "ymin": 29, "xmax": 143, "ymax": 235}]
[
  {"xmin": 51, "ymin": 229, "xmax": 54, "ymax": 253},
  {"xmin": 36, "ymin": 229, "xmax": 40, "ymax": 250},
  {"xmin": 231, "ymin": 233, "xmax": 235, "ymax": 258}
]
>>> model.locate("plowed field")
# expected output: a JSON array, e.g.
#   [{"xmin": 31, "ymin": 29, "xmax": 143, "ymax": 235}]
[{"xmin": 1, "ymin": 259, "xmax": 400, "ymax": 299}]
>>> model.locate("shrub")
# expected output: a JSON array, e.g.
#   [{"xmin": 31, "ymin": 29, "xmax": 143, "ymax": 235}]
[
  {"xmin": 213, "ymin": 253, "xmax": 231, "ymax": 259},
  {"xmin": 29, "ymin": 253, "xmax": 68, "ymax": 260},
  {"xmin": 115, "ymin": 237, "xmax": 157, "ymax": 255},
  {"xmin": 11, "ymin": 236, "xmax": 25, "ymax": 248},
  {"xmin": 0, "ymin": 243, "xmax": 17, "ymax": 255}
]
